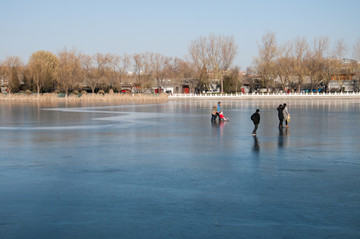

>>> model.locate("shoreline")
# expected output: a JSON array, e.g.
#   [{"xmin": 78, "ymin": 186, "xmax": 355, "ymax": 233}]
[
  {"xmin": 0, "ymin": 93, "xmax": 169, "ymax": 102},
  {"xmin": 1, "ymin": 92, "xmax": 360, "ymax": 102},
  {"xmin": 169, "ymin": 92, "xmax": 360, "ymax": 100}
]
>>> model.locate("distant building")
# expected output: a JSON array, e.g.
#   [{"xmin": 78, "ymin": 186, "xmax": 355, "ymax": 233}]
[{"xmin": 329, "ymin": 73, "xmax": 359, "ymax": 92}]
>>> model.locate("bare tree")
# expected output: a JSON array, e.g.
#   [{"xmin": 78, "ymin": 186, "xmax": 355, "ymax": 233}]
[
  {"xmin": 81, "ymin": 53, "xmax": 111, "ymax": 94},
  {"xmin": 332, "ymin": 39, "xmax": 347, "ymax": 92},
  {"xmin": 56, "ymin": 48, "xmax": 82, "ymax": 96},
  {"xmin": 149, "ymin": 53, "xmax": 171, "ymax": 92},
  {"xmin": 311, "ymin": 38, "xmax": 338, "ymax": 93},
  {"xmin": 275, "ymin": 42, "xmax": 293, "ymax": 91},
  {"xmin": 189, "ymin": 34, "xmax": 238, "ymax": 93},
  {"xmin": 312, "ymin": 37, "xmax": 329, "ymax": 92},
  {"xmin": 208, "ymin": 34, "xmax": 238, "ymax": 93},
  {"xmin": 188, "ymin": 36, "xmax": 210, "ymax": 72},
  {"xmin": 172, "ymin": 58, "xmax": 196, "ymax": 79},
  {"xmin": 133, "ymin": 53, "xmax": 152, "ymax": 91},
  {"xmin": 291, "ymin": 37, "xmax": 309, "ymax": 92},
  {"xmin": 0, "ymin": 56, "xmax": 24, "ymax": 93},
  {"xmin": 255, "ymin": 32, "xmax": 277, "ymax": 92},
  {"xmin": 322, "ymin": 57, "xmax": 337, "ymax": 93},
  {"xmin": 28, "ymin": 50, "xmax": 58, "ymax": 95},
  {"xmin": 107, "ymin": 54, "xmax": 130, "ymax": 91},
  {"xmin": 188, "ymin": 36, "xmax": 210, "ymax": 92}
]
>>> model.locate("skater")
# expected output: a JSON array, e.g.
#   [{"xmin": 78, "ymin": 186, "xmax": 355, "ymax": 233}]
[
  {"xmin": 283, "ymin": 103, "xmax": 290, "ymax": 128},
  {"xmin": 250, "ymin": 109, "xmax": 260, "ymax": 135},
  {"xmin": 277, "ymin": 104, "xmax": 284, "ymax": 128}
]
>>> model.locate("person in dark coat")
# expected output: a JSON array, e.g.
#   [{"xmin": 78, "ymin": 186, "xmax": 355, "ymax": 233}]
[
  {"xmin": 277, "ymin": 104, "xmax": 284, "ymax": 128},
  {"xmin": 250, "ymin": 109, "xmax": 260, "ymax": 135}
]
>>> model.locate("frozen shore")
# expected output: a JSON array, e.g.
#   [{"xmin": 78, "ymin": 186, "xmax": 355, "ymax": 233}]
[{"xmin": 0, "ymin": 93, "xmax": 169, "ymax": 102}]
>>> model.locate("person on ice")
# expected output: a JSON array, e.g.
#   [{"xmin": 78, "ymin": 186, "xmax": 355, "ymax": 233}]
[
  {"xmin": 219, "ymin": 112, "xmax": 228, "ymax": 121},
  {"xmin": 277, "ymin": 104, "xmax": 284, "ymax": 128},
  {"xmin": 250, "ymin": 109, "xmax": 260, "ymax": 135},
  {"xmin": 217, "ymin": 102, "xmax": 221, "ymax": 113},
  {"xmin": 283, "ymin": 103, "xmax": 290, "ymax": 128},
  {"xmin": 211, "ymin": 105, "xmax": 217, "ymax": 121}
]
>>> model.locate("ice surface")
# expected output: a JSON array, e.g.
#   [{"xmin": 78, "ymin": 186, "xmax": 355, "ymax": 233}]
[{"xmin": 0, "ymin": 99, "xmax": 359, "ymax": 239}]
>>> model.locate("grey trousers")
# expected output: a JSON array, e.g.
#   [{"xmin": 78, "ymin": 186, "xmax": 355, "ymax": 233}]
[{"xmin": 252, "ymin": 123, "xmax": 259, "ymax": 134}]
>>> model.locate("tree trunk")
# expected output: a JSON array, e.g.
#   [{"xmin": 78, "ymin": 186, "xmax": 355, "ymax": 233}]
[
  {"xmin": 37, "ymin": 83, "xmax": 40, "ymax": 96},
  {"xmin": 36, "ymin": 74, "xmax": 40, "ymax": 96},
  {"xmin": 220, "ymin": 78, "xmax": 224, "ymax": 93}
]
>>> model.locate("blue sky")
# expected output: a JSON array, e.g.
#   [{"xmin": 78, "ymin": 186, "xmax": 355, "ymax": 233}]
[{"xmin": 1, "ymin": 0, "xmax": 359, "ymax": 68}]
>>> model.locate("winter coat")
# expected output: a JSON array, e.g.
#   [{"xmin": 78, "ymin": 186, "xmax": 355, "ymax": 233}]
[
  {"xmin": 283, "ymin": 107, "xmax": 289, "ymax": 119},
  {"xmin": 251, "ymin": 112, "xmax": 260, "ymax": 124},
  {"xmin": 277, "ymin": 106, "xmax": 284, "ymax": 120},
  {"xmin": 211, "ymin": 106, "xmax": 217, "ymax": 115}
]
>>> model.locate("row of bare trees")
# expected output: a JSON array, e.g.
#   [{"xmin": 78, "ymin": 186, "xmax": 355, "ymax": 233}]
[
  {"xmin": 0, "ymin": 34, "xmax": 239, "ymax": 95},
  {"xmin": 1, "ymin": 33, "xmax": 359, "ymax": 95},
  {"xmin": 0, "ymin": 50, "xmax": 194, "ymax": 95},
  {"xmin": 254, "ymin": 32, "xmax": 360, "ymax": 92}
]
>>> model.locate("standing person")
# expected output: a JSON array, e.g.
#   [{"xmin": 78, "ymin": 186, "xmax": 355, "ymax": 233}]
[
  {"xmin": 277, "ymin": 104, "xmax": 284, "ymax": 128},
  {"xmin": 283, "ymin": 103, "xmax": 290, "ymax": 128},
  {"xmin": 250, "ymin": 109, "xmax": 260, "ymax": 135},
  {"xmin": 216, "ymin": 102, "xmax": 221, "ymax": 120},
  {"xmin": 211, "ymin": 105, "xmax": 217, "ymax": 121}
]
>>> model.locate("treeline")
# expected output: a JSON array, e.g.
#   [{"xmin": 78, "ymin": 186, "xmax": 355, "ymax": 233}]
[
  {"xmin": 0, "ymin": 34, "xmax": 239, "ymax": 95},
  {"xmin": 1, "ymin": 33, "xmax": 360, "ymax": 95},
  {"xmin": 0, "ymin": 50, "xmax": 197, "ymax": 95},
  {"xmin": 253, "ymin": 32, "xmax": 360, "ymax": 92}
]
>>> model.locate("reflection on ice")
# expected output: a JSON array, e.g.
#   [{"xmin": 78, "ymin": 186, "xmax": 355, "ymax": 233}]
[
  {"xmin": 0, "ymin": 124, "xmax": 120, "ymax": 131},
  {"xmin": 1, "ymin": 99, "xmax": 360, "ymax": 239},
  {"xmin": 252, "ymin": 135, "xmax": 260, "ymax": 152},
  {"xmin": 1, "ymin": 106, "xmax": 179, "ymax": 131}
]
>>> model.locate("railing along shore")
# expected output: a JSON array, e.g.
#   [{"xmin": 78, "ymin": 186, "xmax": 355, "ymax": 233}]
[{"xmin": 169, "ymin": 92, "xmax": 360, "ymax": 99}]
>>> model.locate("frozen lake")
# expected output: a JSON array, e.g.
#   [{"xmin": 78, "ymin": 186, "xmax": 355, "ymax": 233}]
[{"xmin": 0, "ymin": 99, "xmax": 359, "ymax": 239}]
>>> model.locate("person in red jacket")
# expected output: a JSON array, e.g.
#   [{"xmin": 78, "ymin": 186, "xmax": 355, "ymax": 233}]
[{"xmin": 219, "ymin": 112, "xmax": 228, "ymax": 121}]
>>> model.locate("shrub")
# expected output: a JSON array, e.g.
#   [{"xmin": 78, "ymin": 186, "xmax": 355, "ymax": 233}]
[
  {"xmin": 25, "ymin": 90, "xmax": 32, "ymax": 95},
  {"xmin": 53, "ymin": 90, "xmax": 60, "ymax": 94},
  {"xmin": 81, "ymin": 90, "xmax": 87, "ymax": 95},
  {"xmin": 98, "ymin": 90, "xmax": 105, "ymax": 95},
  {"xmin": 73, "ymin": 90, "xmax": 79, "ymax": 95}
]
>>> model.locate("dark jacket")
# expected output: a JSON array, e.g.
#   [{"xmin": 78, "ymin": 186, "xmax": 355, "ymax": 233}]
[
  {"xmin": 251, "ymin": 112, "xmax": 260, "ymax": 124},
  {"xmin": 277, "ymin": 106, "xmax": 284, "ymax": 120}
]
